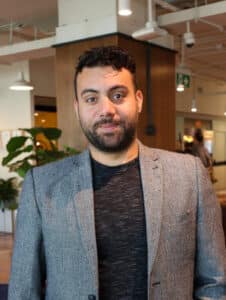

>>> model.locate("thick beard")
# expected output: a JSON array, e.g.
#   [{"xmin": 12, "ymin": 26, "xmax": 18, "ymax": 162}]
[{"xmin": 80, "ymin": 117, "xmax": 137, "ymax": 153}]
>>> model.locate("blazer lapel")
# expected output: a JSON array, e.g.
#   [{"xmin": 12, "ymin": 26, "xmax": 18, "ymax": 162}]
[
  {"xmin": 139, "ymin": 143, "xmax": 163, "ymax": 277},
  {"xmin": 72, "ymin": 150, "xmax": 98, "ymax": 283}
]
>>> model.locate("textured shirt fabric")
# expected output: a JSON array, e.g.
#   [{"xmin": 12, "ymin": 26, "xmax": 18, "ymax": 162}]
[{"xmin": 91, "ymin": 157, "xmax": 148, "ymax": 300}]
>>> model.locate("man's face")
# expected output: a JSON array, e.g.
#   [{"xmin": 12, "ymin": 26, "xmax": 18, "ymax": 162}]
[{"xmin": 74, "ymin": 66, "xmax": 143, "ymax": 153}]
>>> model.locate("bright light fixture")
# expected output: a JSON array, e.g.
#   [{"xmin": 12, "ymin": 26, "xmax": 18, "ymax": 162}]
[
  {"xmin": 176, "ymin": 83, "xmax": 184, "ymax": 92},
  {"xmin": 191, "ymin": 98, "xmax": 197, "ymax": 112},
  {"xmin": 9, "ymin": 72, "xmax": 34, "ymax": 91},
  {"xmin": 118, "ymin": 0, "xmax": 132, "ymax": 16},
  {"xmin": 183, "ymin": 135, "xmax": 193, "ymax": 143},
  {"xmin": 224, "ymin": 112, "xmax": 226, "ymax": 116}
]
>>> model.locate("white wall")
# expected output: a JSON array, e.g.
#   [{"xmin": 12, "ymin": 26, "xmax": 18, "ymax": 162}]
[
  {"xmin": 212, "ymin": 118, "xmax": 226, "ymax": 191},
  {"xmin": 213, "ymin": 165, "xmax": 226, "ymax": 191},
  {"xmin": 176, "ymin": 77, "xmax": 226, "ymax": 117},
  {"xmin": 0, "ymin": 60, "xmax": 33, "ymax": 232},
  {"xmin": 56, "ymin": 0, "xmax": 117, "ymax": 44},
  {"xmin": 58, "ymin": 0, "xmax": 116, "ymax": 26},
  {"xmin": 0, "ymin": 61, "xmax": 33, "ymax": 130},
  {"xmin": 212, "ymin": 120, "xmax": 226, "ymax": 163}
]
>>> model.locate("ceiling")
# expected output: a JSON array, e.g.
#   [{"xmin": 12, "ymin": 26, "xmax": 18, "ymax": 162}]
[
  {"xmin": 0, "ymin": 0, "xmax": 57, "ymax": 47},
  {"xmin": 0, "ymin": 0, "xmax": 226, "ymax": 83},
  {"xmin": 0, "ymin": 0, "xmax": 57, "ymax": 24},
  {"xmin": 158, "ymin": 0, "xmax": 226, "ymax": 83},
  {"xmin": 163, "ymin": 0, "xmax": 219, "ymax": 9}
]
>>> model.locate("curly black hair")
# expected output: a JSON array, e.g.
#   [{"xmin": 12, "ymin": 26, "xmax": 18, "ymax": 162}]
[{"xmin": 74, "ymin": 46, "xmax": 137, "ymax": 98}]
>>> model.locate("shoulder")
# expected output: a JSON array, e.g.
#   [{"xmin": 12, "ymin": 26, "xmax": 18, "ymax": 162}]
[
  {"xmin": 30, "ymin": 150, "xmax": 89, "ymax": 182},
  {"xmin": 141, "ymin": 143, "xmax": 196, "ymax": 166},
  {"xmin": 139, "ymin": 143, "xmax": 200, "ymax": 180},
  {"xmin": 157, "ymin": 148, "xmax": 195, "ymax": 165}
]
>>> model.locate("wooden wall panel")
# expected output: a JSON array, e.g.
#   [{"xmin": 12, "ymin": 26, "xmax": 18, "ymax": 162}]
[
  {"xmin": 118, "ymin": 35, "xmax": 176, "ymax": 150},
  {"xmin": 0, "ymin": 233, "xmax": 13, "ymax": 284},
  {"xmin": 150, "ymin": 45, "xmax": 176, "ymax": 151},
  {"xmin": 55, "ymin": 34, "xmax": 176, "ymax": 151}
]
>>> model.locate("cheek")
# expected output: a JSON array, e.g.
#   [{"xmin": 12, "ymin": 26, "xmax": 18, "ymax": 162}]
[
  {"xmin": 119, "ymin": 105, "xmax": 139, "ymax": 120},
  {"xmin": 78, "ymin": 107, "xmax": 99, "ymax": 125}
]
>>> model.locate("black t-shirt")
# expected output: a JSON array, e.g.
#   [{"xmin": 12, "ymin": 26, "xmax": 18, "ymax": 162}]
[{"xmin": 92, "ymin": 157, "xmax": 148, "ymax": 300}]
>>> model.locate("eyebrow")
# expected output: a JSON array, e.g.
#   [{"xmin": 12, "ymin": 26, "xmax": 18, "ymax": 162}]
[
  {"xmin": 109, "ymin": 85, "xmax": 128, "ymax": 92},
  {"xmin": 81, "ymin": 89, "xmax": 98, "ymax": 97},
  {"xmin": 80, "ymin": 85, "xmax": 128, "ymax": 97}
]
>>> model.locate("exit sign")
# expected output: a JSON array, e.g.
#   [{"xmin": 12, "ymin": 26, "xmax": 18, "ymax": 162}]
[{"xmin": 176, "ymin": 73, "xmax": 190, "ymax": 88}]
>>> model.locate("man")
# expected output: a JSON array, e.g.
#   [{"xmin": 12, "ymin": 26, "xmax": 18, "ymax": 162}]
[
  {"xmin": 9, "ymin": 46, "xmax": 226, "ymax": 299},
  {"xmin": 191, "ymin": 128, "xmax": 212, "ymax": 168}
]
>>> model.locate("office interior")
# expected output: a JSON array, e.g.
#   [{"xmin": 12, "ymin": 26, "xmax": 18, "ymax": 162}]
[{"xmin": 1, "ymin": 0, "xmax": 226, "ymax": 290}]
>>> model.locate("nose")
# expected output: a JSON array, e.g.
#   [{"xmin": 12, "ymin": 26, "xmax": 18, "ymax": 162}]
[{"xmin": 99, "ymin": 97, "xmax": 116, "ymax": 117}]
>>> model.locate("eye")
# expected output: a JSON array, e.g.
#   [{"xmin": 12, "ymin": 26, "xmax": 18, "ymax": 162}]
[
  {"xmin": 85, "ymin": 96, "xmax": 97, "ymax": 104},
  {"xmin": 111, "ymin": 91, "xmax": 126, "ymax": 103}
]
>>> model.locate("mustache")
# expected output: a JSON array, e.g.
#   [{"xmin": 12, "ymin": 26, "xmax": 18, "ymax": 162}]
[{"xmin": 93, "ymin": 117, "xmax": 121, "ymax": 129}]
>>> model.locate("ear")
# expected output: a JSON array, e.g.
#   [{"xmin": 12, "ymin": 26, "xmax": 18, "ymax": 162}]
[{"xmin": 135, "ymin": 89, "xmax": 143, "ymax": 113}]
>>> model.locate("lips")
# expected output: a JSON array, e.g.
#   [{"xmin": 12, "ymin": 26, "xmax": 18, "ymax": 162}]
[
  {"xmin": 94, "ymin": 120, "xmax": 121, "ymax": 135},
  {"xmin": 94, "ymin": 118, "xmax": 120, "ymax": 129},
  {"xmin": 98, "ymin": 123, "xmax": 119, "ymax": 133},
  {"xmin": 100, "ymin": 123, "xmax": 118, "ymax": 128}
]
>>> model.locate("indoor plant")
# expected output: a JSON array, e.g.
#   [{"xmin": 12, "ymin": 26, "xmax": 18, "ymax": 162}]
[
  {"xmin": 0, "ymin": 177, "xmax": 19, "ymax": 234},
  {"xmin": 1, "ymin": 127, "xmax": 78, "ymax": 234},
  {"xmin": 0, "ymin": 177, "xmax": 18, "ymax": 212},
  {"xmin": 2, "ymin": 127, "xmax": 79, "ymax": 178}
]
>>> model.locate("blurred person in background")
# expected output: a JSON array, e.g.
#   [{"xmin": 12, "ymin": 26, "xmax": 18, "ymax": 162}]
[
  {"xmin": 192, "ymin": 128, "xmax": 212, "ymax": 168},
  {"xmin": 192, "ymin": 128, "xmax": 217, "ymax": 183}
]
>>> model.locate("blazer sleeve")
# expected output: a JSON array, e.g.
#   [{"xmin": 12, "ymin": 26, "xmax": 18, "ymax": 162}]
[
  {"xmin": 194, "ymin": 158, "xmax": 226, "ymax": 299},
  {"xmin": 8, "ymin": 169, "xmax": 45, "ymax": 300}
]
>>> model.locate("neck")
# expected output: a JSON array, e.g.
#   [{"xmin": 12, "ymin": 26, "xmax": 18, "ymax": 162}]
[{"xmin": 89, "ymin": 139, "xmax": 139, "ymax": 166}]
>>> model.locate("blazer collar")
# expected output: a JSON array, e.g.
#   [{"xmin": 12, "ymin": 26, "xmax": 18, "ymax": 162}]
[
  {"xmin": 71, "ymin": 150, "xmax": 99, "ymax": 285},
  {"xmin": 138, "ymin": 142, "xmax": 163, "ymax": 279}
]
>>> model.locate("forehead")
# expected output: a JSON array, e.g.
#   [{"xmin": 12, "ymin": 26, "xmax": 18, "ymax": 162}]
[{"xmin": 76, "ymin": 66, "xmax": 134, "ymax": 91}]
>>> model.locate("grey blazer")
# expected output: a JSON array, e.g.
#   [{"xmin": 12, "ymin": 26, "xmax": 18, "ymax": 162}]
[{"xmin": 8, "ymin": 143, "xmax": 226, "ymax": 300}]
